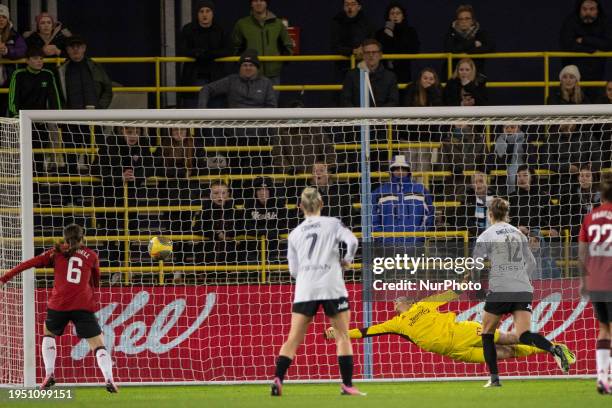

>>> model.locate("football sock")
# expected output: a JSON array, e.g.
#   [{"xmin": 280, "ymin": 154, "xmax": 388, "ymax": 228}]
[
  {"xmin": 338, "ymin": 355, "xmax": 354, "ymax": 387},
  {"xmin": 482, "ymin": 333, "xmax": 498, "ymax": 376},
  {"xmin": 596, "ymin": 339, "xmax": 611, "ymax": 383},
  {"xmin": 519, "ymin": 331, "xmax": 553, "ymax": 352},
  {"xmin": 274, "ymin": 355, "xmax": 292, "ymax": 383},
  {"xmin": 41, "ymin": 336, "xmax": 56, "ymax": 376},
  {"xmin": 95, "ymin": 346, "xmax": 114, "ymax": 382}
]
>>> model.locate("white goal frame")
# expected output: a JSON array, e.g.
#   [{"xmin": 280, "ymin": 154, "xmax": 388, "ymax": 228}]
[{"xmin": 16, "ymin": 104, "xmax": 612, "ymax": 386}]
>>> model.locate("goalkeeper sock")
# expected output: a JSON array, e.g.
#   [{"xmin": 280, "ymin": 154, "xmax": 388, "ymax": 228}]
[
  {"xmin": 274, "ymin": 355, "xmax": 292, "ymax": 382},
  {"xmin": 338, "ymin": 355, "xmax": 354, "ymax": 387},
  {"xmin": 41, "ymin": 336, "xmax": 56, "ymax": 376},
  {"xmin": 519, "ymin": 331, "xmax": 553, "ymax": 352},
  {"xmin": 95, "ymin": 346, "xmax": 114, "ymax": 382},
  {"xmin": 596, "ymin": 340, "xmax": 611, "ymax": 383},
  {"xmin": 482, "ymin": 333, "xmax": 498, "ymax": 376}
]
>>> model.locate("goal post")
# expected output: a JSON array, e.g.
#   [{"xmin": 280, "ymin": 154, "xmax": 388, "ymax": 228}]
[{"xmin": 2, "ymin": 105, "xmax": 611, "ymax": 386}]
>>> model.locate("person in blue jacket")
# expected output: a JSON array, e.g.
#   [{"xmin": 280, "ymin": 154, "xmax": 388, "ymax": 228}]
[{"xmin": 372, "ymin": 155, "xmax": 435, "ymax": 244}]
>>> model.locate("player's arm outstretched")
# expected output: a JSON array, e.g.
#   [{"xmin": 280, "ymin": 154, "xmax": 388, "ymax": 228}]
[
  {"xmin": 325, "ymin": 317, "xmax": 402, "ymax": 340},
  {"xmin": 0, "ymin": 250, "xmax": 53, "ymax": 285}
]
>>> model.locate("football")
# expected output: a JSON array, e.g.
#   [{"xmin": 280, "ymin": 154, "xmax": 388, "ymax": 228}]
[{"xmin": 148, "ymin": 236, "xmax": 173, "ymax": 261}]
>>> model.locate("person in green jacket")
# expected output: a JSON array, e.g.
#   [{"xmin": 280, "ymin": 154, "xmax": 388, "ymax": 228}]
[{"xmin": 232, "ymin": 0, "xmax": 293, "ymax": 84}]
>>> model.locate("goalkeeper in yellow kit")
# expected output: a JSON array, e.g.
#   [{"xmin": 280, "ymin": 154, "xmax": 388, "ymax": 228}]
[{"xmin": 325, "ymin": 291, "xmax": 576, "ymax": 364}]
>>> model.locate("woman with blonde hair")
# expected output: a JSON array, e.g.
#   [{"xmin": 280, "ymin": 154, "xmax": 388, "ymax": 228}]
[
  {"xmin": 271, "ymin": 187, "xmax": 364, "ymax": 396},
  {"xmin": 443, "ymin": 58, "xmax": 487, "ymax": 106},
  {"xmin": 0, "ymin": 4, "xmax": 25, "ymax": 116},
  {"xmin": 547, "ymin": 65, "xmax": 589, "ymax": 105}
]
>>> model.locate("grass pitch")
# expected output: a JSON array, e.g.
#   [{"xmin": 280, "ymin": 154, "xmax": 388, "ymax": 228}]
[{"xmin": 1, "ymin": 380, "xmax": 610, "ymax": 408}]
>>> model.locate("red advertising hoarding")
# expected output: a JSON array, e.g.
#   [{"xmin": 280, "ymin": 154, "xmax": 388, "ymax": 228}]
[{"xmin": 34, "ymin": 281, "xmax": 595, "ymax": 383}]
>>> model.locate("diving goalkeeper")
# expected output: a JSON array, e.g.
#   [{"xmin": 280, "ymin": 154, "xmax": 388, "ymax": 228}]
[{"xmin": 325, "ymin": 290, "xmax": 576, "ymax": 365}]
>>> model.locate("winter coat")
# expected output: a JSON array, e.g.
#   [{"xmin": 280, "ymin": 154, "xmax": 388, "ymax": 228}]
[
  {"xmin": 375, "ymin": 4, "xmax": 419, "ymax": 84},
  {"xmin": 560, "ymin": 0, "xmax": 612, "ymax": 80},
  {"xmin": 198, "ymin": 73, "xmax": 276, "ymax": 108},
  {"xmin": 331, "ymin": 10, "xmax": 375, "ymax": 56},
  {"xmin": 546, "ymin": 89, "xmax": 590, "ymax": 105},
  {"xmin": 341, "ymin": 63, "xmax": 399, "ymax": 107},
  {"xmin": 232, "ymin": 12, "xmax": 293, "ymax": 78},
  {"xmin": 243, "ymin": 197, "xmax": 288, "ymax": 238},
  {"xmin": 372, "ymin": 174, "xmax": 435, "ymax": 243},
  {"xmin": 442, "ymin": 21, "xmax": 494, "ymax": 77},
  {"xmin": 271, "ymin": 127, "xmax": 335, "ymax": 174},
  {"xmin": 0, "ymin": 26, "xmax": 26, "ymax": 86},
  {"xmin": 57, "ymin": 58, "xmax": 113, "ymax": 109},
  {"xmin": 8, "ymin": 67, "xmax": 62, "ymax": 117},
  {"xmin": 403, "ymin": 83, "xmax": 443, "ymax": 107},
  {"xmin": 23, "ymin": 22, "xmax": 72, "ymax": 56},
  {"xmin": 443, "ymin": 74, "xmax": 488, "ymax": 106},
  {"xmin": 179, "ymin": 21, "xmax": 229, "ymax": 85},
  {"xmin": 508, "ymin": 186, "xmax": 554, "ymax": 230},
  {"xmin": 97, "ymin": 136, "xmax": 156, "ymax": 188}
]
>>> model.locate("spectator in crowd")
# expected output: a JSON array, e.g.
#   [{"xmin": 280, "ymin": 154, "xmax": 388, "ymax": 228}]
[
  {"xmin": 492, "ymin": 124, "xmax": 528, "ymax": 195},
  {"xmin": 595, "ymin": 79, "xmax": 612, "ymax": 102},
  {"xmin": 0, "ymin": 4, "xmax": 26, "ymax": 116},
  {"xmin": 508, "ymin": 165, "xmax": 562, "ymax": 278},
  {"xmin": 271, "ymin": 101, "xmax": 335, "ymax": 175},
  {"xmin": 560, "ymin": 0, "xmax": 612, "ymax": 83},
  {"xmin": 560, "ymin": 164, "xmax": 601, "ymax": 239},
  {"xmin": 375, "ymin": 2, "xmax": 420, "ymax": 85},
  {"xmin": 403, "ymin": 67, "xmax": 443, "ymax": 107},
  {"xmin": 439, "ymin": 123, "xmax": 486, "ymax": 175},
  {"xmin": 59, "ymin": 35, "xmax": 113, "ymax": 110},
  {"xmin": 199, "ymin": 49, "xmax": 276, "ymax": 108},
  {"xmin": 443, "ymin": 58, "xmax": 487, "ymax": 106},
  {"xmin": 23, "ymin": 12, "xmax": 71, "ymax": 59},
  {"xmin": 194, "ymin": 181, "xmax": 245, "ymax": 265},
  {"xmin": 331, "ymin": 0, "xmax": 375, "ymax": 79},
  {"xmin": 451, "ymin": 171, "xmax": 493, "ymax": 237},
  {"xmin": 443, "ymin": 4, "xmax": 494, "ymax": 78},
  {"xmin": 340, "ymin": 39, "xmax": 399, "ymax": 107},
  {"xmin": 232, "ymin": 0, "xmax": 293, "ymax": 85},
  {"xmin": 8, "ymin": 47, "xmax": 61, "ymax": 117},
  {"xmin": 178, "ymin": 0, "xmax": 229, "ymax": 108},
  {"xmin": 547, "ymin": 65, "xmax": 589, "ymax": 104},
  {"xmin": 309, "ymin": 161, "xmax": 356, "ymax": 227},
  {"xmin": 243, "ymin": 176, "xmax": 288, "ymax": 261},
  {"xmin": 372, "ymin": 155, "xmax": 435, "ymax": 244},
  {"xmin": 158, "ymin": 128, "xmax": 195, "ymax": 179}
]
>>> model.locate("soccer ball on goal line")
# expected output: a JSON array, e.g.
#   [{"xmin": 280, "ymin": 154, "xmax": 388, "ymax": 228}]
[{"xmin": 148, "ymin": 236, "xmax": 173, "ymax": 261}]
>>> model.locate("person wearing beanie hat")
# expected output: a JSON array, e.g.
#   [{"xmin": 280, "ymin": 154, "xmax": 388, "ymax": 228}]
[
  {"xmin": 23, "ymin": 12, "xmax": 72, "ymax": 58},
  {"xmin": 199, "ymin": 48, "xmax": 276, "ymax": 109},
  {"xmin": 0, "ymin": 4, "xmax": 26, "ymax": 116},
  {"xmin": 370, "ymin": 154, "xmax": 435, "ymax": 244},
  {"xmin": 560, "ymin": 0, "xmax": 612, "ymax": 84},
  {"xmin": 178, "ymin": 0, "xmax": 228, "ymax": 108},
  {"xmin": 547, "ymin": 64, "xmax": 589, "ymax": 105},
  {"xmin": 231, "ymin": 0, "xmax": 293, "ymax": 83}
]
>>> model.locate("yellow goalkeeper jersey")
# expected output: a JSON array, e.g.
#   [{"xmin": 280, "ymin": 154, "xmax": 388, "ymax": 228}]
[{"xmin": 348, "ymin": 291, "xmax": 459, "ymax": 355}]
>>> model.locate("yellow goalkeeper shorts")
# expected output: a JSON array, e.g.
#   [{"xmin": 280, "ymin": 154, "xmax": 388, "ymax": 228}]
[{"xmin": 446, "ymin": 321, "xmax": 500, "ymax": 363}]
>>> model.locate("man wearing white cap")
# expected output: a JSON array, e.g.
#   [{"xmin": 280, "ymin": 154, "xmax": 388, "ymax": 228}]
[{"xmin": 371, "ymin": 155, "xmax": 435, "ymax": 244}]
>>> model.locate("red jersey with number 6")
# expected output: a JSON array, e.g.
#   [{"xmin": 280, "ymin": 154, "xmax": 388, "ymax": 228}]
[
  {"xmin": 0, "ymin": 246, "xmax": 100, "ymax": 312},
  {"xmin": 578, "ymin": 202, "xmax": 612, "ymax": 292}
]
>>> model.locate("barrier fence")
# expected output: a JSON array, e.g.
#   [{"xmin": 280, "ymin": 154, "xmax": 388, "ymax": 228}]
[{"xmin": 1, "ymin": 51, "xmax": 611, "ymax": 107}]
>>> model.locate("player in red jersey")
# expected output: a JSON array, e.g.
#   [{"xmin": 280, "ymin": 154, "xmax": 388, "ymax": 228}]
[
  {"xmin": 578, "ymin": 172, "xmax": 612, "ymax": 395},
  {"xmin": 0, "ymin": 224, "xmax": 117, "ymax": 393}
]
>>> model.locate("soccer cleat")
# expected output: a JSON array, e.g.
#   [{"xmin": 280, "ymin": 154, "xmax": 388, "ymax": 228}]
[
  {"xmin": 340, "ymin": 384, "xmax": 367, "ymax": 396},
  {"xmin": 40, "ymin": 374, "xmax": 55, "ymax": 390},
  {"xmin": 105, "ymin": 380, "xmax": 119, "ymax": 393},
  {"xmin": 552, "ymin": 345, "xmax": 570, "ymax": 373},
  {"xmin": 483, "ymin": 379, "xmax": 502, "ymax": 388},
  {"xmin": 557, "ymin": 344, "xmax": 576, "ymax": 365},
  {"xmin": 270, "ymin": 377, "xmax": 282, "ymax": 396},
  {"xmin": 596, "ymin": 380, "xmax": 611, "ymax": 395}
]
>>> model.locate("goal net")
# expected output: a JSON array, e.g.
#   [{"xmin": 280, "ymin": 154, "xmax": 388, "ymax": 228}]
[{"xmin": 2, "ymin": 106, "xmax": 610, "ymax": 385}]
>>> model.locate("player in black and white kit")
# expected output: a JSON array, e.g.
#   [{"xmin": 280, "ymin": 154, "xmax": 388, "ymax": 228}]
[
  {"xmin": 271, "ymin": 187, "xmax": 364, "ymax": 397},
  {"xmin": 474, "ymin": 198, "xmax": 575, "ymax": 387}
]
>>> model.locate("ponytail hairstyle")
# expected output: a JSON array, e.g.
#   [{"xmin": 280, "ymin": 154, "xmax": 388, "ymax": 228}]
[
  {"xmin": 55, "ymin": 223, "xmax": 84, "ymax": 257},
  {"xmin": 300, "ymin": 187, "xmax": 323, "ymax": 215},
  {"xmin": 488, "ymin": 197, "xmax": 510, "ymax": 223}
]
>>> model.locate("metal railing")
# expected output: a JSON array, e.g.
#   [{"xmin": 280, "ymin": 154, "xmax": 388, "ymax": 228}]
[{"xmin": 1, "ymin": 51, "xmax": 611, "ymax": 108}]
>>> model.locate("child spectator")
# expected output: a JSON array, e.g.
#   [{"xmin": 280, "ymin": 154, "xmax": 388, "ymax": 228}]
[
  {"xmin": 547, "ymin": 65, "xmax": 589, "ymax": 104},
  {"xmin": 0, "ymin": 4, "xmax": 26, "ymax": 116},
  {"xmin": 403, "ymin": 67, "xmax": 443, "ymax": 107},
  {"xmin": 23, "ymin": 12, "xmax": 71, "ymax": 58},
  {"xmin": 178, "ymin": 0, "xmax": 229, "ymax": 108},
  {"xmin": 443, "ymin": 58, "xmax": 487, "ymax": 106},
  {"xmin": 375, "ymin": 2, "xmax": 419, "ymax": 85}
]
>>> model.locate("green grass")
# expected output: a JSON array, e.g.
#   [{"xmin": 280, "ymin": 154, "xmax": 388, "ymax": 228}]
[{"xmin": 1, "ymin": 380, "xmax": 610, "ymax": 408}]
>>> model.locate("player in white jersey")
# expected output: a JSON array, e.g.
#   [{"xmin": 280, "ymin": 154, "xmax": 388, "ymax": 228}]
[
  {"xmin": 271, "ymin": 187, "xmax": 364, "ymax": 397},
  {"xmin": 474, "ymin": 198, "xmax": 572, "ymax": 387}
]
